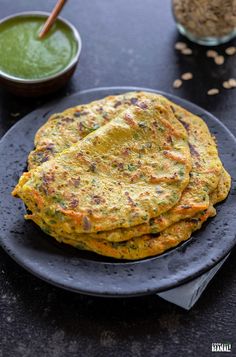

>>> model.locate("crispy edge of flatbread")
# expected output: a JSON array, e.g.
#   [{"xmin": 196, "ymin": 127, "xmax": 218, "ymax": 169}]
[{"xmin": 34, "ymin": 168, "xmax": 231, "ymax": 260}]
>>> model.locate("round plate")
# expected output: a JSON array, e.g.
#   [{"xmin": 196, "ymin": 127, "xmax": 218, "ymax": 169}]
[{"xmin": 0, "ymin": 87, "xmax": 236, "ymax": 297}]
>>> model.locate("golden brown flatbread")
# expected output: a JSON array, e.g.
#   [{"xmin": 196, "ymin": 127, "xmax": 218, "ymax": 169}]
[
  {"xmin": 13, "ymin": 94, "xmax": 191, "ymax": 234},
  {"xmin": 44, "ymin": 168, "xmax": 231, "ymax": 260}
]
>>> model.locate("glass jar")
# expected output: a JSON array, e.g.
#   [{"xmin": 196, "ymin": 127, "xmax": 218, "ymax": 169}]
[{"xmin": 172, "ymin": 0, "xmax": 236, "ymax": 46}]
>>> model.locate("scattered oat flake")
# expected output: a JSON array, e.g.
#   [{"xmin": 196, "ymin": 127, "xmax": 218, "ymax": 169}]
[
  {"xmin": 225, "ymin": 46, "xmax": 236, "ymax": 56},
  {"xmin": 181, "ymin": 72, "xmax": 193, "ymax": 80},
  {"xmin": 173, "ymin": 79, "xmax": 183, "ymax": 88},
  {"xmin": 10, "ymin": 112, "xmax": 20, "ymax": 117},
  {"xmin": 206, "ymin": 50, "xmax": 218, "ymax": 58},
  {"xmin": 175, "ymin": 42, "xmax": 187, "ymax": 50},
  {"xmin": 222, "ymin": 81, "xmax": 231, "ymax": 89},
  {"xmin": 181, "ymin": 48, "xmax": 192, "ymax": 55},
  {"xmin": 214, "ymin": 55, "xmax": 224, "ymax": 65},
  {"xmin": 207, "ymin": 88, "xmax": 219, "ymax": 96},
  {"xmin": 228, "ymin": 78, "xmax": 236, "ymax": 87}
]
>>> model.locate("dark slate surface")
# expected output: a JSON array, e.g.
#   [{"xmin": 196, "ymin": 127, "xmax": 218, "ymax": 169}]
[{"xmin": 0, "ymin": 0, "xmax": 236, "ymax": 356}]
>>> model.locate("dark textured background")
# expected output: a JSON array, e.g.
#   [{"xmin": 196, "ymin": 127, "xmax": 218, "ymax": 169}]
[{"xmin": 0, "ymin": 1, "xmax": 236, "ymax": 356}]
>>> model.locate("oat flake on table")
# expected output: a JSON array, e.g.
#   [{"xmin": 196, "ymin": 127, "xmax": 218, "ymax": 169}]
[
  {"xmin": 207, "ymin": 88, "xmax": 219, "ymax": 96},
  {"xmin": 181, "ymin": 72, "xmax": 193, "ymax": 80},
  {"xmin": 175, "ymin": 42, "xmax": 187, "ymax": 50},
  {"xmin": 173, "ymin": 79, "xmax": 183, "ymax": 88}
]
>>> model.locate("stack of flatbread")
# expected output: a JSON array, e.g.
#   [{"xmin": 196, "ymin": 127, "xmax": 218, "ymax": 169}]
[{"xmin": 12, "ymin": 92, "xmax": 231, "ymax": 260}]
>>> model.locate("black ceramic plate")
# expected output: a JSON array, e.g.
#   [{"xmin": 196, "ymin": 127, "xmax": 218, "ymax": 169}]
[{"xmin": 0, "ymin": 87, "xmax": 236, "ymax": 297}]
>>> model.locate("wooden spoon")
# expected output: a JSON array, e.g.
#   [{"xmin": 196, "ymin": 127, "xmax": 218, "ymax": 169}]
[{"xmin": 38, "ymin": 0, "xmax": 67, "ymax": 39}]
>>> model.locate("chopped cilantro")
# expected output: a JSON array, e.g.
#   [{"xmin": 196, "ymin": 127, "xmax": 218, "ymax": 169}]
[
  {"xmin": 179, "ymin": 168, "xmax": 185, "ymax": 177},
  {"xmin": 128, "ymin": 164, "xmax": 137, "ymax": 171}
]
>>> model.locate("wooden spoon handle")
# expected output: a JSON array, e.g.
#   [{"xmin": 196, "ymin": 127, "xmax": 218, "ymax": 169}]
[{"xmin": 38, "ymin": 0, "xmax": 67, "ymax": 39}]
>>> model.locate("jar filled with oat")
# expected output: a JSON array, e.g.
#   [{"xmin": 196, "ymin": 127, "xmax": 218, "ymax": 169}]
[{"xmin": 172, "ymin": 0, "xmax": 236, "ymax": 45}]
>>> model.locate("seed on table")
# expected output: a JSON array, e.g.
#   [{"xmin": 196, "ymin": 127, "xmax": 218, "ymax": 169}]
[
  {"xmin": 225, "ymin": 46, "xmax": 236, "ymax": 56},
  {"xmin": 214, "ymin": 55, "xmax": 225, "ymax": 65},
  {"xmin": 10, "ymin": 112, "xmax": 20, "ymax": 117},
  {"xmin": 207, "ymin": 88, "xmax": 219, "ymax": 95},
  {"xmin": 181, "ymin": 48, "xmax": 192, "ymax": 55},
  {"xmin": 181, "ymin": 72, "xmax": 193, "ymax": 80},
  {"xmin": 222, "ymin": 81, "xmax": 231, "ymax": 89},
  {"xmin": 175, "ymin": 42, "xmax": 187, "ymax": 50},
  {"xmin": 228, "ymin": 78, "xmax": 236, "ymax": 87},
  {"xmin": 206, "ymin": 50, "xmax": 218, "ymax": 58},
  {"xmin": 173, "ymin": 79, "xmax": 183, "ymax": 88}
]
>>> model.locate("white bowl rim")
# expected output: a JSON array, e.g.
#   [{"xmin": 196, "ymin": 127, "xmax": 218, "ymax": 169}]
[{"xmin": 0, "ymin": 11, "xmax": 82, "ymax": 84}]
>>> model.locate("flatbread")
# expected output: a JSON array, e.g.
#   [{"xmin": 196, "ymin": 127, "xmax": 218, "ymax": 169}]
[
  {"xmin": 13, "ymin": 92, "xmax": 231, "ymax": 260},
  {"xmin": 28, "ymin": 92, "xmax": 154, "ymax": 169},
  {"xmin": 75, "ymin": 102, "xmax": 223, "ymax": 241},
  {"xmin": 43, "ymin": 168, "xmax": 230, "ymax": 260},
  {"xmin": 13, "ymin": 94, "xmax": 191, "ymax": 233},
  {"xmin": 27, "ymin": 92, "xmax": 223, "ymax": 242}
]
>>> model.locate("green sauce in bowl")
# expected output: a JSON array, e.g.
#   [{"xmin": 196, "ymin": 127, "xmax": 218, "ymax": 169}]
[{"xmin": 0, "ymin": 15, "xmax": 78, "ymax": 80}]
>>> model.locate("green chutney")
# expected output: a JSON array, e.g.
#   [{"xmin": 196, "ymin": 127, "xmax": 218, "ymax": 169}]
[{"xmin": 0, "ymin": 15, "xmax": 78, "ymax": 80}]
